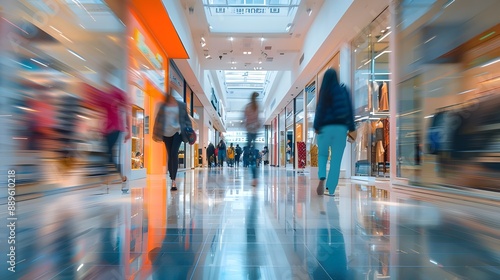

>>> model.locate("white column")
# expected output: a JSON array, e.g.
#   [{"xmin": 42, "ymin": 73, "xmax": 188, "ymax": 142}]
[
  {"xmin": 389, "ymin": 0, "xmax": 399, "ymax": 182},
  {"xmin": 340, "ymin": 43, "xmax": 352, "ymax": 178}
]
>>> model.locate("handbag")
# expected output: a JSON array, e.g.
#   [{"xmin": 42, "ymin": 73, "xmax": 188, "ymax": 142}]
[{"xmin": 182, "ymin": 127, "xmax": 197, "ymax": 145}]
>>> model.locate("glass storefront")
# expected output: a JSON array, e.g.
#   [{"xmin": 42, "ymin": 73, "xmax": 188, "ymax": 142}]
[
  {"xmin": 395, "ymin": 0, "xmax": 500, "ymax": 191},
  {"xmin": 131, "ymin": 106, "xmax": 145, "ymax": 169},
  {"xmin": 352, "ymin": 8, "xmax": 391, "ymax": 178},
  {"xmin": 295, "ymin": 91, "xmax": 305, "ymax": 168},
  {"xmin": 306, "ymin": 80, "xmax": 317, "ymax": 167},
  {"xmin": 285, "ymin": 100, "xmax": 294, "ymax": 168},
  {"xmin": 128, "ymin": 11, "xmax": 166, "ymax": 178},
  {"xmin": 279, "ymin": 108, "xmax": 286, "ymax": 167},
  {"xmin": 4, "ymin": 1, "xmax": 128, "ymax": 184}
]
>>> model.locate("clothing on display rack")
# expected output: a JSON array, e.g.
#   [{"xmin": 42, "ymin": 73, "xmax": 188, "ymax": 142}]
[
  {"xmin": 383, "ymin": 119, "xmax": 390, "ymax": 162},
  {"xmin": 379, "ymin": 82, "xmax": 389, "ymax": 111},
  {"xmin": 375, "ymin": 120, "xmax": 385, "ymax": 163},
  {"xmin": 355, "ymin": 121, "xmax": 370, "ymax": 161}
]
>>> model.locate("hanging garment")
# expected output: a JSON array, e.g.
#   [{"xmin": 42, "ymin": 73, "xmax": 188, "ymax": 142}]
[
  {"xmin": 376, "ymin": 141, "xmax": 385, "ymax": 163},
  {"xmin": 383, "ymin": 119, "xmax": 390, "ymax": 162},
  {"xmin": 356, "ymin": 122, "xmax": 369, "ymax": 161},
  {"xmin": 379, "ymin": 82, "xmax": 389, "ymax": 111},
  {"xmin": 375, "ymin": 121, "xmax": 385, "ymax": 163}
]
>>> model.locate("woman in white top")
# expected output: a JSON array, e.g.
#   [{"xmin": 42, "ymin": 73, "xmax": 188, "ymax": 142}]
[{"xmin": 153, "ymin": 94, "xmax": 192, "ymax": 191}]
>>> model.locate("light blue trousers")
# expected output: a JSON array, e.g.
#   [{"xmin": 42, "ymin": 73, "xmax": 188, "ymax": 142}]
[{"xmin": 317, "ymin": 125, "xmax": 347, "ymax": 194}]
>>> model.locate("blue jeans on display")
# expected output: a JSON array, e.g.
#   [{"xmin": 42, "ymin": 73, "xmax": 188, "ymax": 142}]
[
  {"xmin": 317, "ymin": 125, "xmax": 347, "ymax": 195},
  {"xmin": 247, "ymin": 133, "xmax": 257, "ymax": 179}
]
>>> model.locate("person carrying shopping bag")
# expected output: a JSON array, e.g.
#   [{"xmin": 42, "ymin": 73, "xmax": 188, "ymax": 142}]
[
  {"xmin": 152, "ymin": 93, "xmax": 193, "ymax": 191},
  {"xmin": 313, "ymin": 68, "xmax": 356, "ymax": 196}
]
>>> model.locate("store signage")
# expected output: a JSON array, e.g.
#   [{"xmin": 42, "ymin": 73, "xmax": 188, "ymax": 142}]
[
  {"xmin": 169, "ymin": 66, "xmax": 183, "ymax": 91},
  {"xmin": 210, "ymin": 88, "xmax": 218, "ymax": 111},
  {"xmin": 224, "ymin": 137, "xmax": 265, "ymax": 143},
  {"xmin": 211, "ymin": 7, "xmax": 282, "ymax": 15},
  {"xmin": 134, "ymin": 29, "xmax": 163, "ymax": 70}
]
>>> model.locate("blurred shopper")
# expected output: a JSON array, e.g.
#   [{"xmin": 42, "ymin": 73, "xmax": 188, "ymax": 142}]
[
  {"xmin": 153, "ymin": 93, "xmax": 192, "ymax": 191},
  {"xmin": 207, "ymin": 143, "xmax": 215, "ymax": 168},
  {"xmin": 206, "ymin": 142, "xmax": 215, "ymax": 168},
  {"xmin": 244, "ymin": 92, "xmax": 262, "ymax": 186},
  {"xmin": 313, "ymin": 68, "xmax": 356, "ymax": 196},
  {"xmin": 243, "ymin": 146, "xmax": 249, "ymax": 167},
  {"xmin": 227, "ymin": 143, "xmax": 235, "ymax": 167},
  {"xmin": 86, "ymin": 68, "xmax": 131, "ymax": 183},
  {"xmin": 235, "ymin": 144, "xmax": 242, "ymax": 167},
  {"xmin": 214, "ymin": 146, "xmax": 218, "ymax": 166},
  {"xmin": 217, "ymin": 139, "xmax": 226, "ymax": 167},
  {"xmin": 27, "ymin": 90, "xmax": 56, "ymax": 151},
  {"xmin": 262, "ymin": 146, "xmax": 269, "ymax": 165}
]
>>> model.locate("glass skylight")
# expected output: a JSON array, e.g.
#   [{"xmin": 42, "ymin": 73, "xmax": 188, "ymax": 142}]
[
  {"xmin": 224, "ymin": 70, "xmax": 268, "ymax": 90},
  {"xmin": 203, "ymin": 0, "xmax": 301, "ymax": 33}
]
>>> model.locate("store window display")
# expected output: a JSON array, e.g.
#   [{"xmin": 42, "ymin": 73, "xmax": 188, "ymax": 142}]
[
  {"xmin": 395, "ymin": 0, "xmax": 500, "ymax": 191},
  {"xmin": 4, "ymin": 0, "xmax": 128, "ymax": 185},
  {"xmin": 131, "ymin": 106, "xmax": 144, "ymax": 169},
  {"xmin": 352, "ymin": 8, "xmax": 391, "ymax": 177}
]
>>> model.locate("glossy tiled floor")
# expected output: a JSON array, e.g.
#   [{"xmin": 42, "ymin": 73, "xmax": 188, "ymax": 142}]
[{"xmin": 1, "ymin": 166, "xmax": 499, "ymax": 280}]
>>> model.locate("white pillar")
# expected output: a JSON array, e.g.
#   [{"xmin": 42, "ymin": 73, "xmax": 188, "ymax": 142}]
[
  {"xmin": 389, "ymin": 0, "xmax": 399, "ymax": 182},
  {"xmin": 340, "ymin": 43, "xmax": 352, "ymax": 178}
]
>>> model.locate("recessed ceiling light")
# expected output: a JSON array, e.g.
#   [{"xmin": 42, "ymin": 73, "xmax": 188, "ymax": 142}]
[
  {"xmin": 229, "ymin": 37, "xmax": 234, "ymax": 41},
  {"xmin": 260, "ymin": 37, "xmax": 264, "ymax": 42}
]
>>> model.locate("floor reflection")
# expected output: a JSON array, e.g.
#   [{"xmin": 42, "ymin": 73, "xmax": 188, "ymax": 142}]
[{"xmin": 1, "ymin": 167, "xmax": 498, "ymax": 279}]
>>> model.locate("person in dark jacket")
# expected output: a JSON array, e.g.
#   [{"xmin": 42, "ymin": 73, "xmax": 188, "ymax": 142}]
[
  {"xmin": 217, "ymin": 140, "xmax": 226, "ymax": 167},
  {"xmin": 235, "ymin": 144, "xmax": 242, "ymax": 167},
  {"xmin": 313, "ymin": 68, "xmax": 356, "ymax": 196},
  {"xmin": 206, "ymin": 142, "xmax": 215, "ymax": 168},
  {"xmin": 243, "ymin": 146, "xmax": 249, "ymax": 167}
]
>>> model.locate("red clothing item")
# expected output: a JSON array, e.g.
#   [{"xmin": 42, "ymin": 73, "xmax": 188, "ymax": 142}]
[{"xmin": 85, "ymin": 84, "xmax": 128, "ymax": 134}]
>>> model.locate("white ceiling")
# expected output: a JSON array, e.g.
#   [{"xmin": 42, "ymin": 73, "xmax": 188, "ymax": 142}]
[{"xmin": 181, "ymin": 0, "xmax": 325, "ymax": 131}]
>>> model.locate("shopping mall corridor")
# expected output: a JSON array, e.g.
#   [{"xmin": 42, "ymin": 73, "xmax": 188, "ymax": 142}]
[{"xmin": 1, "ymin": 166, "xmax": 499, "ymax": 280}]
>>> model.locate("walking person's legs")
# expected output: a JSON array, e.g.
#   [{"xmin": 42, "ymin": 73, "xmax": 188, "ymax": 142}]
[
  {"xmin": 317, "ymin": 125, "xmax": 347, "ymax": 195},
  {"xmin": 247, "ymin": 133, "xmax": 258, "ymax": 185},
  {"xmin": 163, "ymin": 133, "xmax": 183, "ymax": 190},
  {"xmin": 105, "ymin": 130, "xmax": 127, "ymax": 182},
  {"xmin": 105, "ymin": 131, "xmax": 120, "ymax": 168}
]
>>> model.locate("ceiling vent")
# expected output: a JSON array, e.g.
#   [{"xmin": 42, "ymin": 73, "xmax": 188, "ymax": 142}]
[
  {"xmin": 280, "ymin": 52, "xmax": 285, "ymax": 55},
  {"xmin": 266, "ymin": 57, "xmax": 274, "ymax": 62},
  {"xmin": 264, "ymin": 46, "xmax": 272, "ymax": 50}
]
